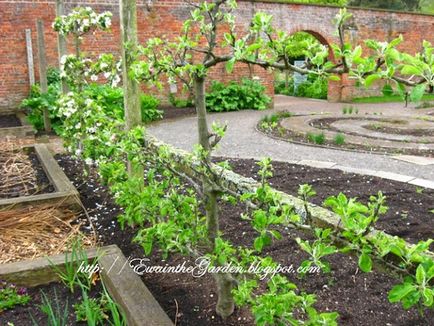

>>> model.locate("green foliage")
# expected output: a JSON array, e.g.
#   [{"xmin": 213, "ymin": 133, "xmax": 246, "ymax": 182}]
[
  {"xmin": 20, "ymin": 83, "xmax": 63, "ymax": 134},
  {"xmin": 140, "ymin": 94, "xmax": 162, "ymax": 122},
  {"xmin": 169, "ymin": 93, "xmax": 194, "ymax": 108},
  {"xmin": 296, "ymin": 228, "xmax": 337, "ymax": 275},
  {"xmin": 74, "ymin": 291, "xmax": 106, "ymax": 325},
  {"xmin": 307, "ymin": 132, "xmax": 326, "ymax": 144},
  {"xmin": 0, "ymin": 282, "xmax": 30, "ymax": 312},
  {"xmin": 37, "ymin": 290, "xmax": 69, "ymax": 326},
  {"xmin": 48, "ymin": 237, "xmax": 98, "ymax": 293},
  {"xmin": 274, "ymin": 78, "xmax": 295, "ymax": 95},
  {"xmin": 206, "ymin": 78, "xmax": 271, "ymax": 112},
  {"xmin": 389, "ymin": 260, "xmax": 434, "ymax": 310},
  {"xmin": 334, "ymin": 133, "xmax": 346, "ymax": 145},
  {"xmin": 295, "ymin": 75, "xmax": 328, "ymax": 99}
]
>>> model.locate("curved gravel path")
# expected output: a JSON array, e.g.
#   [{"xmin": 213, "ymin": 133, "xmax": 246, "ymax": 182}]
[{"xmin": 148, "ymin": 96, "xmax": 434, "ymax": 183}]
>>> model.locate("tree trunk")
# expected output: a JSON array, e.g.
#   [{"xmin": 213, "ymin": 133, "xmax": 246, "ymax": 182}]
[
  {"xmin": 119, "ymin": 0, "xmax": 143, "ymax": 181},
  {"xmin": 194, "ymin": 75, "xmax": 235, "ymax": 319}
]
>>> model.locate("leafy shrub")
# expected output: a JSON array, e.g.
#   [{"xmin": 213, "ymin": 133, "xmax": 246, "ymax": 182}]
[
  {"xmin": 20, "ymin": 83, "xmax": 64, "ymax": 134},
  {"xmin": 275, "ymin": 74, "xmax": 327, "ymax": 99},
  {"xmin": 47, "ymin": 67, "xmax": 61, "ymax": 85},
  {"xmin": 274, "ymin": 79, "xmax": 295, "ymax": 95},
  {"xmin": 295, "ymin": 75, "xmax": 328, "ymax": 99},
  {"xmin": 140, "ymin": 94, "xmax": 162, "ymax": 122},
  {"xmin": 206, "ymin": 78, "xmax": 271, "ymax": 112},
  {"xmin": 169, "ymin": 93, "xmax": 194, "ymax": 108}
]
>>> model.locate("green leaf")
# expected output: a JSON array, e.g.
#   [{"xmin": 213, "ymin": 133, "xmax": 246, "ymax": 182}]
[
  {"xmin": 422, "ymin": 288, "xmax": 433, "ymax": 307},
  {"xmin": 382, "ymin": 84, "xmax": 394, "ymax": 96},
  {"xmin": 401, "ymin": 65, "xmax": 422, "ymax": 75},
  {"xmin": 388, "ymin": 283, "xmax": 416, "ymax": 303},
  {"xmin": 410, "ymin": 84, "xmax": 426, "ymax": 103},
  {"xmin": 254, "ymin": 236, "xmax": 264, "ymax": 252},
  {"xmin": 415, "ymin": 264, "xmax": 426, "ymax": 285},
  {"xmin": 365, "ymin": 74, "xmax": 380, "ymax": 87},
  {"xmin": 358, "ymin": 253, "xmax": 372, "ymax": 273}
]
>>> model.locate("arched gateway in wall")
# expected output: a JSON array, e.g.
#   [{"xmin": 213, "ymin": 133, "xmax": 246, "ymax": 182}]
[{"xmin": 0, "ymin": 0, "xmax": 433, "ymax": 111}]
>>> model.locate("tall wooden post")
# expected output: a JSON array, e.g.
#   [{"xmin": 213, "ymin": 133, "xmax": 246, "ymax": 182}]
[
  {"xmin": 120, "ymin": 0, "xmax": 143, "ymax": 178},
  {"xmin": 36, "ymin": 19, "xmax": 52, "ymax": 133},
  {"xmin": 25, "ymin": 29, "xmax": 35, "ymax": 88},
  {"xmin": 55, "ymin": 0, "xmax": 68, "ymax": 94}
]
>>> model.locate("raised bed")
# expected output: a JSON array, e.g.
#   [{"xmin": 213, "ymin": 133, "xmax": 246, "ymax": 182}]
[
  {"xmin": 0, "ymin": 245, "xmax": 173, "ymax": 326},
  {"xmin": 0, "ymin": 112, "xmax": 34, "ymax": 138},
  {"xmin": 0, "ymin": 144, "xmax": 79, "ymax": 209}
]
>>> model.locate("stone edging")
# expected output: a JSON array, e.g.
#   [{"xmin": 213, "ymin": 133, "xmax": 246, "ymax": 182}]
[
  {"xmin": 0, "ymin": 144, "xmax": 80, "ymax": 209},
  {"xmin": 0, "ymin": 245, "xmax": 174, "ymax": 326},
  {"xmin": 144, "ymin": 133, "xmax": 434, "ymax": 263}
]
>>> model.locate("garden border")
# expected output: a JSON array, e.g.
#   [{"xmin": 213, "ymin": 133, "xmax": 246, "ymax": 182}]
[
  {"xmin": 145, "ymin": 134, "xmax": 434, "ymax": 262},
  {"xmin": 0, "ymin": 112, "xmax": 34, "ymax": 138},
  {"xmin": 0, "ymin": 143, "xmax": 80, "ymax": 209},
  {"xmin": 0, "ymin": 244, "xmax": 174, "ymax": 326}
]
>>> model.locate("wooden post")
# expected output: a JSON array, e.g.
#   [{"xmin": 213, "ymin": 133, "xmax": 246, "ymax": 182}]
[
  {"xmin": 25, "ymin": 29, "xmax": 35, "ymax": 88},
  {"xmin": 55, "ymin": 0, "xmax": 68, "ymax": 94},
  {"xmin": 36, "ymin": 19, "xmax": 51, "ymax": 133},
  {"xmin": 119, "ymin": 0, "xmax": 143, "ymax": 178}
]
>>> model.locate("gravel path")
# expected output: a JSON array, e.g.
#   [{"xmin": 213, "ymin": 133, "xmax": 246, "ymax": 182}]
[{"xmin": 149, "ymin": 96, "xmax": 434, "ymax": 182}]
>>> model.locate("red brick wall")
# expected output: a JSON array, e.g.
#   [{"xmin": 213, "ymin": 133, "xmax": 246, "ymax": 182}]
[{"xmin": 0, "ymin": 0, "xmax": 433, "ymax": 111}]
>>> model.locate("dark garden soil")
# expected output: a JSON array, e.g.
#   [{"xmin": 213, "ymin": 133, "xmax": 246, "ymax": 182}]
[
  {"xmin": 159, "ymin": 105, "xmax": 197, "ymax": 120},
  {"xmin": 43, "ymin": 154, "xmax": 434, "ymax": 326},
  {"xmin": 0, "ymin": 281, "xmax": 103, "ymax": 325},
  {"xmin": 0, "ymin": 149, "xmax": 54, "ymax": 199},
  {"xmin": 0, "ymin": 114, "xmax": 21, "ymax": 128}
]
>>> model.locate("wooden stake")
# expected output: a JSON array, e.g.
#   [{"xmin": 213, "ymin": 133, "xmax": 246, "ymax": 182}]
[
  {"xmin": 55, "ymin": 0, "xmax": 68, "ymax": 94},
  {"xmin": 25, "ymin": 29, "xmax": 35, "ymax": 88},
  {"xmin": 36, "ymin": 19, "xmax": 51, "ymax": 133}
]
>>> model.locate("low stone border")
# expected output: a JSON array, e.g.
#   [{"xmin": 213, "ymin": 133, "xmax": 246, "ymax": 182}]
[
  {"xmin": 0, "ymin": 144, "xmax": 80, "ymax": 209},
  {"xmin": 0, "ymin": 112, "xmax": 34, "ymax": 138},
  {"xmin": 0, "ymin": 244, "xmax": 174, "ymax": 326}
]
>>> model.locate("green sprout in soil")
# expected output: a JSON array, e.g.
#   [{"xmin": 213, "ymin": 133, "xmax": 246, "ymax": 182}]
[
  {"xmin": 334, "ymin": 133, "xmax": 345, "ymax": 145},
  {"xmin": 307, "ymin": 132, "xmax": 326, "ymax": 145}
]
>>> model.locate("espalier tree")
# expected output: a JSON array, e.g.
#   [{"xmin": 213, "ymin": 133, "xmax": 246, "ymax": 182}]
[
  {"xmin": 51, "ymin": 3, "xmax": 434, "ymax": 323},
  {"xmin": 128, "ymin": 0, "xmax": 434, "ymax": 318}
]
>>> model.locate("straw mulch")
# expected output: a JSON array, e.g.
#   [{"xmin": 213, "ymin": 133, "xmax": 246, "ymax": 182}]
[
  {"xmin": 0, "ymin": 205, "xmax": 96, "ymax": 264},
  {"xmin": 0, "ymin": 144, "xmax": 40, "ymax": 198}
]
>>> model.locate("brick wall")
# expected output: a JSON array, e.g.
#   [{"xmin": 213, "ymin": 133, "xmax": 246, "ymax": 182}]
[{"xmin": 0, "ymin": 0, "xmax": 433, "ymax": 111}]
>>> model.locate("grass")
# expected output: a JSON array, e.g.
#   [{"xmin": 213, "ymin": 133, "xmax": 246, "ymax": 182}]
[{"xmin": 352, "ymin": 94, "xmax": 434, "ymax": 104}]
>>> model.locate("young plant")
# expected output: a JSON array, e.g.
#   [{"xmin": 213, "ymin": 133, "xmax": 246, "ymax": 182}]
[
  {"xmin": 36, "ymin": 290, "xmax": 69, "ymax": 326},
  {"xmin": 48, "ymin": 236, "xmax": 99, "ymax": 293},
  {"xmin": 0, "ymin": 282, "xmax": 30, "ymax": 312},
  {"xmin": 388, "ymin": 260, "xmax": 434, "ymax": 312},
  {"xmin": 334, "ymin": 133, "xmax": 345, "ymax": 145},
  {"xmin": 296, "ymin": 228, "xmax": 337, "ymax": 276}
]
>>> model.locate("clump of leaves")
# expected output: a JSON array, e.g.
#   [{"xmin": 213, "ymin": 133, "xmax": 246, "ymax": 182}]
[
  {"xmin": 0, "ymin": 281, "xmax": 30, "ymax": 312},
  {"xmin": 334, "ymin": 133, "xmax": 345, "ymax": 145},
  {"xmin": 307, "ymin": 132, "xmax": 326, "ymax": 145},
  {"xmin": 206, "ymin": 78, "xmax": 271, "ymax": 112}
]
